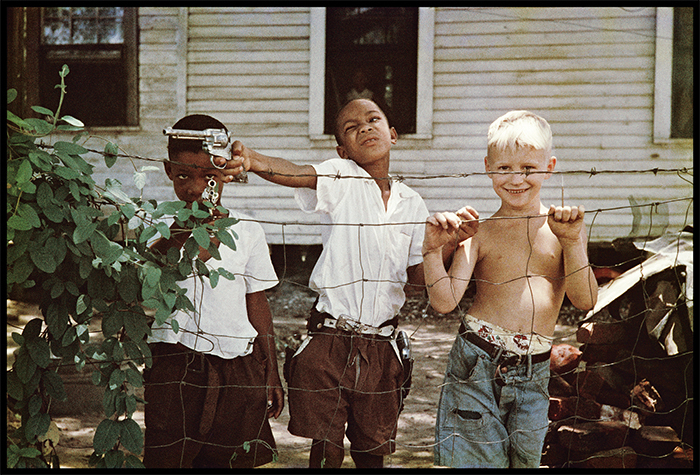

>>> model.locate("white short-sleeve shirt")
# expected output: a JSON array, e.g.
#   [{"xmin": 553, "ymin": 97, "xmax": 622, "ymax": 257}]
[
  {"xmin": 148, "ymin": 211, "xmax": 278, "ymax": 359},
  {"xmin": 295, "ymin": 158, "xmax": 428, "ymax": 327}
]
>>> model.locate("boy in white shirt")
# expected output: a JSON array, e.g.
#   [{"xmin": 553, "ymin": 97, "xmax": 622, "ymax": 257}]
[
  {"xmin": 144, "ymin": 114, "xmax": 284, "ymax": 468},
  {"xmin": 221, "ymin": 99, "xmax": 429, "ymax": 468}
]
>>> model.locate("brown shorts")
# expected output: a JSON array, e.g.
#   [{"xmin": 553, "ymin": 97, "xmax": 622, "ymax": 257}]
[
  {"xmin": 287, "ymin": 327, "xmax": 403, "ymax": 455},
  {"xmin": 143, "ymin": 342, "xmax": 276, "ymax": 468}
]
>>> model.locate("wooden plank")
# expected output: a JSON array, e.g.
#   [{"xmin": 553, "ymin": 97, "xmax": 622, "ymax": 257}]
[
  {"xmin": 435, "ymin": 43, "xmax": 653, "ymax": 61},
  {"xmin": 189, "ymin": 39, "xmax": 309, "ymax": 52},
  {"xmin": 434, "ymin": 56, "xmax": 653, "ymax": 73},
  {"xmin": 434, "ymin": 70, "xmax": 653, "ymax": 86},
  {"xmin": 435, "ymin": 83, "xmax": 653, "ymax": 98},
  {"xmin": 189, "ymin": 25, "xmax": 310, "ymax": 38},
  {"xmin": 435, "ymin": 6, "xmax": 654, "ymax": 23}
]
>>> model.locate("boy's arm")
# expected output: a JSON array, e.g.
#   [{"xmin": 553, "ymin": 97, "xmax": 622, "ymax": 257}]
[
  {"xmin": 548, "ymin": 205, "xmax": 598, "ymax": 311},
  {"xmin": 216, "ymin": 142, "xmax": 317, "ymax": 189},
  {"xmin": 246, "ymin": 291, "xmax": 284, "ymax": 419},
  {"xmin": 422, "ymin": 207, "xmax": 479, "ymax": 314}
]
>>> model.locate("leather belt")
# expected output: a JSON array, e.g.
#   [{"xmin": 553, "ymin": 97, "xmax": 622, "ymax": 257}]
[
  {"xmin": 459, "ymin": 322, "xmax": 551, "ymax": 367},
  {"xmin": 322, "ymin": 315, "xmax": 395, "ymax": 337}
]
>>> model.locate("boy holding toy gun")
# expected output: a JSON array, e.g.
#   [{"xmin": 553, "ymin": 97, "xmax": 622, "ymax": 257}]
[
  {"xmin": 143, "ymin": 115, "xmax": 283, "ymax": 468},
  {"xmin": 213, "ymin": 98, "xmax": 462, "ymax": 468}
]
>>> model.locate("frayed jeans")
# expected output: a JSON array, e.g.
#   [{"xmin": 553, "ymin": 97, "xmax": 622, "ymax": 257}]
[{"xmin": 434, "ymin": 332, "xmax": 550, "ymax": 468}]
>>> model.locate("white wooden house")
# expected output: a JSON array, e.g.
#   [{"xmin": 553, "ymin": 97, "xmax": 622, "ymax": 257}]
[{"xmin": 8, "ymin": 6, "xmax": 694, "ymax": 245}]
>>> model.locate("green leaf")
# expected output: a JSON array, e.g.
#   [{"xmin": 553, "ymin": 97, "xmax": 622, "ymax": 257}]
[
  {"xmin": 26, "ymin": 338, "xmax": 51, "ymax": 368},
  {"xmin": 18, "ymin": 203, "xmax": 41, "ymax": 228},
  {"xmin": 144, "ymin": 265, "xmax": 162, "ymax": 287},
  {"xmin": 217, "ymin": 267, "xmax": 236, "ymax": 281},
  {"xmin": 25, "ymin": 412, "xmax": 51, "ymax": 442},
  {"xmin": 104, "ymin": 449, "xmax": 125, "ymax": 468},
  {"xmin": 93, "ymin": 419, "xmax": 120, "ymax": 454},
  {"xmin": 133, "ymin": 171, "xmax": 147, "ymax": 190},
  {"xmin": 28, "ymin": 394, "xmax": 42, "ymax": 415},
  {"xmin": 24, "ymin": 117, "xmax": 54, "ymax": 135},
  {"xmin": 43, "ymin": 370, "xmax": 67, "ymax": 401},
  {"xmin": 6, "ymin": 369, "xmax": 24, "ymax": 401},
  {"xmin": 154, "ymin": 221, "xmax": 171, "ymax": 240},
  {"xmin": 14, "ymin": 349, "xmax": 37, "ymax": 384},
  {"xmin": 7, "ymin": 109, "xmax": 32, "ymax": 130},
  {"xmin": 102, "ymin": 311, "xmax": 124, "ymax": 338},
  {"xmin": 104, "ymin": 178, "xmax": 131, "ymax": 203},
  {"xmin": 30, "ymin": 246, "xmax": 57, "ymax": 273},
  {"xmin": 104, "ymin": 142, "xmax": 118, "ymax": 168},
  {"xmin": 73, "ymin": 220, "xmax": 98, "ymax": 244},
  {"xmin": 192, "ymin": 226, "xmax": 211, "ymax": 249},
  {"xmin": 32, "ymin": 105, "xmax": 54, "ymax": 117},
  {"xmin": 138, "ymin": 226, "xmax": 157, "ymax": 243},
  {"xmin": 7, "ymin": 215, "xmax": 32, "ymax": 231},
  {"xmin": 209, "ymin": 269, "xmax": 220, "ymax": 288},
  {"xmin": 8, "ymin": 88, "xmax": 18, "ymax": 103},
  {"xmin": 76, "ymin": 294, "xmax": 89, "ymax": 314},
  {"xmin": 125, "ymin": 454, "xmax": 145, "ymax": 468},
  {"xmin": 108, "ymin": 368, "xmax": 124, "ymax": 390},
  {"xmin": 215, "ymin": 228, "xmax": 237, "ymax": 251},
  {"xmin": 15, "ymin": 159, "xmax": 33, "ymax": 183},
  {"xmin": 54, "ymin": 165, "xmax": 80, "ymax": 180},
  {"xmin": 119, "ymin": 418, "xmax": 144, "ymax": 455},
  {"xmin": 60, "ymin": 115, "xmax": 84, "ymax": 127}
]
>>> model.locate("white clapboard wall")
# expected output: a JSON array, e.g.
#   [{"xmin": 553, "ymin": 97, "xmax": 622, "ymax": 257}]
[{"xmin": 77, "ymin": 6, "xmax": 692, "ymax": 245}]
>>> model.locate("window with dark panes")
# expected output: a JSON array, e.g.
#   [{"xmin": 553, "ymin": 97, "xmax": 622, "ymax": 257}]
[
  {"xmin": 39, "ymin": 7, "xmax": 138, "ymax": 127},
  {"xmin": 671, "ymin": 7, "xmax": 693, "ymax": 139},
  {"xmin": 325, "ymin": 7, "xmax": 418, "ymax": 136}
]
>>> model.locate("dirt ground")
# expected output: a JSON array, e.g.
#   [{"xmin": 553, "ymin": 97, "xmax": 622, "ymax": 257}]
[{"xmin": 6, "ymin": 272, "xmax": 583, "ymax": 469}]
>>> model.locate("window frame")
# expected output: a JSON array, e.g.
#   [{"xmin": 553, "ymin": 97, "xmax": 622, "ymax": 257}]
[
  {"xmin": 32, "ymin": 7, "xmax": 139, "ymax": 129},
  {"xmin": 653, "ymin": 7, "xmax": 692, "ymax": 144},
  {"xmin": 309, "ymin": 7, "xmax": 434, "ymax": 140}
]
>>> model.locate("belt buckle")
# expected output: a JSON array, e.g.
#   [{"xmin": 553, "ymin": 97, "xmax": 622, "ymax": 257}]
[
  {"xmin": 494, "ymin": 353, "xmax": 523, "ymax": 387},
  {"xmin": 336, "ymin": 316, "xmax": 356, "ymax": 333}
]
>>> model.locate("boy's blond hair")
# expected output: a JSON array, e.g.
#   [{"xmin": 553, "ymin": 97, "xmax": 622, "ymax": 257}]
[{"xmin": 487, "ymin": 110, "xmax": 552, "ymax": 158}]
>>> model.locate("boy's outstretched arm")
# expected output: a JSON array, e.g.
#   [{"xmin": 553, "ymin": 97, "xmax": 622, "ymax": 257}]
[
  {"xmin": 548, "ymin": 205, "xmax": 598, "ymax": 311},
  {"xmin": 422, "ymin": 207, "xmax": 479, "ymax": 314},
  {"xmin": 214, "ymin": 141, "xmax": 317, "ymax": 189}
]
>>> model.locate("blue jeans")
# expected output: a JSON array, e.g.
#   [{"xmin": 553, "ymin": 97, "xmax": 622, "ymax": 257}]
[{"xmin": 434, "ymin": 333, "xmax": 550, "ymax": 468}]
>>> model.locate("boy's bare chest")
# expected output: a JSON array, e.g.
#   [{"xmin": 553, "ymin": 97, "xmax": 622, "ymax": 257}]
[{"xmin": 475, "ymin": 222, "xmax": 562, "ymax": 278}]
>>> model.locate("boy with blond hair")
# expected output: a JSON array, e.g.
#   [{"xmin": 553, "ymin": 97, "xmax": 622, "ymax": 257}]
[{"xmin": 422, "ymin": 110, "xmax": 598, "ymax": 468}]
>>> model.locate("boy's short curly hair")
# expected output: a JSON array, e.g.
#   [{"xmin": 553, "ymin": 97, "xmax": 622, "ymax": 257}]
[
  {"xmin": 167, "ymin": 114, "xmax": 227, "ymax": 160},
  {"xmin": 487, "ymin": 110, "xmax": 552, "ymax": 158},
  {"xmin": 333, "ymin": 98, "xmax": 390, "ymax": 146}
]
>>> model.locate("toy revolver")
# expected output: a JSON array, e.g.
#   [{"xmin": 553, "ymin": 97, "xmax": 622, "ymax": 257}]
[{"xmin": 163, "ymin": 127, "xmax": 247, "ymax": 183}]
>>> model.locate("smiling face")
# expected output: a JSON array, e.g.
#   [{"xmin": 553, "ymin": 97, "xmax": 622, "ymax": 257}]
[
  {"xmin": 485, "ymin": 146, "xmax": 556, "ymax": 214},
  {"xmin": 165, "ymin": 150, "xmax": 223, "ymax": 205},
  {"xmin": 334, "ymin": 99, "xmax": 397, "ymax": 168}
]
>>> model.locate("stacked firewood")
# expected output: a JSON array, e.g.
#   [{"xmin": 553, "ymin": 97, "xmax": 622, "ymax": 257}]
[{"xmin": 542, "ymin": 314, "xmax": 694, "ymax": 468}]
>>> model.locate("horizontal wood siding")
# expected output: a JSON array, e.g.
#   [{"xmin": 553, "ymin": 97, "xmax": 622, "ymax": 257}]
[
  {"xmin": 424, "ymin": 6, "xmax": 693, "ymax": 242},
  {"xmin": 81, "ymin": 7, "xmax": 691, "ymax": 247}
]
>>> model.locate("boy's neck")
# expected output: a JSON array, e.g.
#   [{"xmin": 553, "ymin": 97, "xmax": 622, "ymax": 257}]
[{"xmin": 494, "ymin": 200, "xmax": 547, "ymax": 218}]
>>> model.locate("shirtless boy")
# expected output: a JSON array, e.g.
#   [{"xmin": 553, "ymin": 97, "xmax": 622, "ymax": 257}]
[{"xmin": 422, "ymin": 110, "xmax": 598, "ymax": 468}]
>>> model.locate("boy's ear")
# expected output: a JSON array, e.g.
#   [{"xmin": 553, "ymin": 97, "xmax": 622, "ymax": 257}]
[
  {"xmin": 336, "ymin": 144, "xmax": 349, "ymax": 159},
  {"xmin": 483, "ymin": 156, "xmax": 490, "ymax": 172},
  {"xmin": 544, "ymin": 156, "xmax": 557, "ymax": 179},
  {"xmin": 390, "ymin": 127, "xmax": 398, "ymax": 144},
  {"xmin": 164, "ymin": 161, "xmax": 173, "ymax": 180}
]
